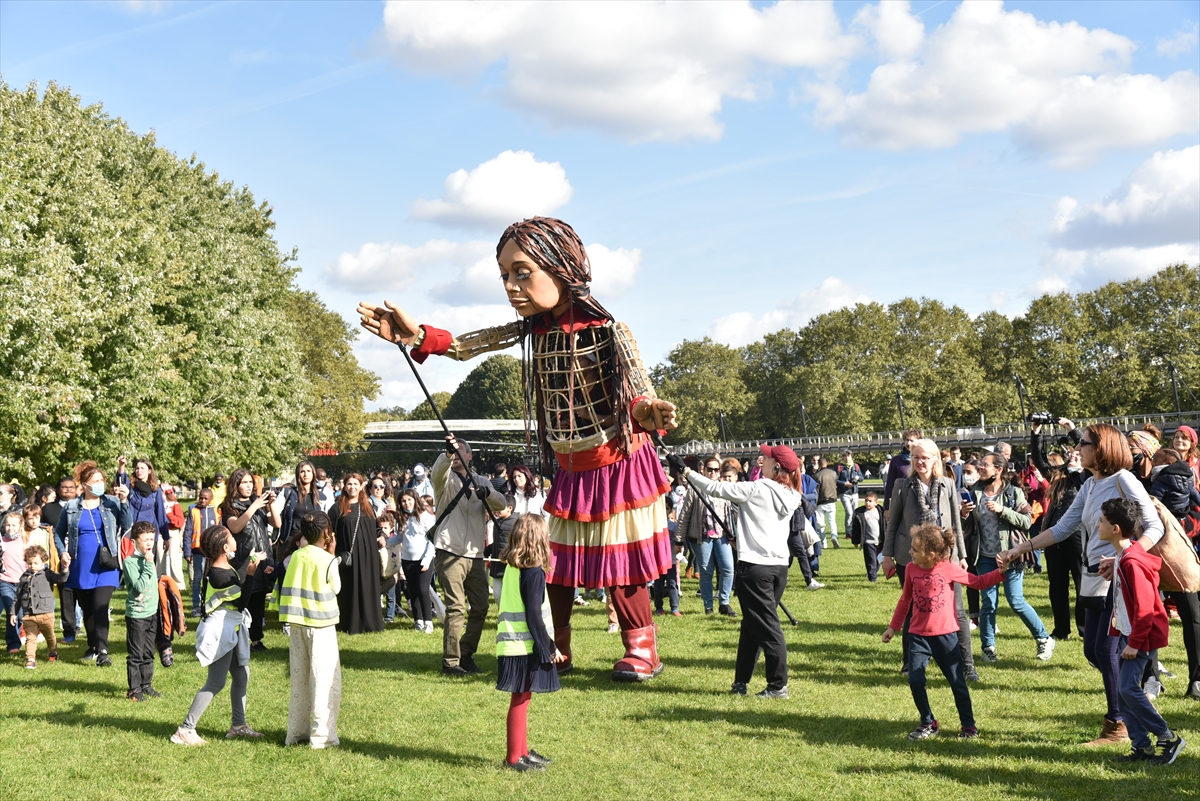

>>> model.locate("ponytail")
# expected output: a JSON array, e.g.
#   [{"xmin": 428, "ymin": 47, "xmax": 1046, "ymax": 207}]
[{"xmin": 197, "ymin": 524, "xmax": 231, "ymax": 620}]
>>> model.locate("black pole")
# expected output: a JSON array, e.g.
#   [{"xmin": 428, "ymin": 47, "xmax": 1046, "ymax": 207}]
[
  {"xmin": 896, "ymin": 391, "xmax": 906, "ymax": 431},
  {"xmin": 1169, "ymin": 362, "xmax": 1183, "ymax": 424},
  {"xmin": 1014, "ymin": 375, "xmax": 1028, "ymax": 422},
  {"xmin": 396, "ymin": 342, "xmax": 497, "ymax": 524},
  {"xmin": 717, "ymin": 410, "xmax": 729, "ymax": 444},
  {"xmin": 799, "ymin": 399, "xmax": 809, "ymax": 438}
]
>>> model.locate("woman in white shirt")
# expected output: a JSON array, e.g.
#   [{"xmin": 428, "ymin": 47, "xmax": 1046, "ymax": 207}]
[{"xmin": 507, "ymin": 466, "xmax": 545, "ymax": 518}]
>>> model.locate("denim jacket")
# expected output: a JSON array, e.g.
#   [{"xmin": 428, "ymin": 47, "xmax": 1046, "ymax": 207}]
[{"xmin": 54, "ymin": 496, "xmax": 132, "ymax": 563}]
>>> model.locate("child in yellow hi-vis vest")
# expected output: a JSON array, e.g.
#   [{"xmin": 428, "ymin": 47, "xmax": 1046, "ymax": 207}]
[
  {"xmin": 280, "ymin": 511, "xmax": 342, "ymax": 749},
  {"xmin": 496, "ymin": 514, "xmax": 564, "ymax": 772}
]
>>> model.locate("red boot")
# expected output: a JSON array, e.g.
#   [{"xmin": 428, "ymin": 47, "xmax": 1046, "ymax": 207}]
[
  {"xmin": 554, "ymin": 626, "xmax": 573, "ymax": 675},
  {"xmin": 612, "ymin": 624, "xmax": 663, "ymax": 682}
]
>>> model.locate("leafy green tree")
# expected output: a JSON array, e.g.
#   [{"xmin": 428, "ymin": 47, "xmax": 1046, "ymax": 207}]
[
  {"xmin": 289, "ymin": 290, "xmax": 379, "ymax": 448},
  {"xmin": 443, "ymin": 355, "xmax": 524, "ymax": 420},
  {"xmin": 407, "ymin": 392, "xmax": 453, "ymax": 421},
  {"xmin": 0, "ymin": 82, "xmax": 375, "ymax": 483},
  {"xmin": 651, "ymin": 338, "xmax": 752, "ymax": 443}
]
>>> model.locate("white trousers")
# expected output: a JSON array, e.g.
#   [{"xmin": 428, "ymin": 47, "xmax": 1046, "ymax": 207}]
[
  {"xmin": 816, "ymin": 502, "xmax": 839, "ymax": 541},
  {"xmin": 155, "ymin": 533, "xmax": 185, "ymax": 586},
  {"xmin": 286, "ymin": 624, "xmax": 342, "ymax": 748}
]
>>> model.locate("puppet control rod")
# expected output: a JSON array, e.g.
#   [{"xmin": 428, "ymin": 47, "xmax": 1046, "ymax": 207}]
[
  {"xmin": 396, "ymin": 342, "xmax": 499, "ymax": 525},
  {"xmin": 650, "ymin": 431, "xmax": 799, "ymax": 627}
]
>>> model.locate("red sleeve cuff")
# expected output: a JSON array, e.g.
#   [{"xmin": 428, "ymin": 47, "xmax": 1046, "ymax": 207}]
[
  {"xmin": 629, "ymin": 395, "xmax": 660, "ymax": 436},
  {"xmin": 412, "ymin": 325, "xmax": 452, "ymax": 364}
]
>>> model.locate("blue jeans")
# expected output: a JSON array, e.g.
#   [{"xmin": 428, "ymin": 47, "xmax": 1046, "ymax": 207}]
[
  {"xmin": 1, "ymin": 580, "xmax": 21, "ymax": 651},
  {"xmin": 839, "ymin": 493, "xmax": 858, "ymax": 533},
  {"xmin": 977, "ymin": 556, "xmax": 1049, "ymax": 649},
  {"xmin": 190, "ymin": 554, "xmax": 206, "ymax": 613},
  {"xmin": 693, "ymin": 537, "xmax": 734, "ymax": 609},
  {"xmin": 1118, "ymin": 636, "xmax": 1172, "ymax": 750}
]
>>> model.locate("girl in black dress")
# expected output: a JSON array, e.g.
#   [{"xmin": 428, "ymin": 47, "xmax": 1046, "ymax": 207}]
[{"xmin": 330, "ymin": 473, "xmax": 384, "ymax": 634}]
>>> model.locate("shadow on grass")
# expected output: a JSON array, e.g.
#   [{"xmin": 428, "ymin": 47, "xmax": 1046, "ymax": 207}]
[
  {"xmin": 0, "ymin": 675, "xmax": 121, "ymax": 695},
  {"xmin": 5, "ymin": 703, "xmax": 182, "ymax": 739},
  {"xmin": 337, "ymin": 737, "xmax": 492, "ymax": 767}
]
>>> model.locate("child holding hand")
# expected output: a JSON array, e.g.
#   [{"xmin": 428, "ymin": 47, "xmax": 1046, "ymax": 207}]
[
  {"xmin": 1099, "ymin": 498, "xmax": 1185, "ymax": 765},
  {"xmin": 883, "ymin": 523, "xmax": 1007, "ymax": 740},
  {"xmin": 495, "ymin": 514, "xmax": 564, "ymax": 772},
  {"xmin": 14, "ymin": 545, "xmax": 70, "ymax": 668}
]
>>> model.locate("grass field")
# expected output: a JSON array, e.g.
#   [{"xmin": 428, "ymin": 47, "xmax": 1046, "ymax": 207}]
[{"xmin": 2, "ymin": 516, "xmax": 1197, "ymax": 801}]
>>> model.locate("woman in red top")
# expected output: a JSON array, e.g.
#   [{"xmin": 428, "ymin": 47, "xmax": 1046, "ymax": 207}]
[
  {"xmin": 884, "ymin": 524, "xmax": 1006, "ymax": 740},
  {"xmin": 358, "ymin": 218, "xmax": 678, "ymax": 682}
]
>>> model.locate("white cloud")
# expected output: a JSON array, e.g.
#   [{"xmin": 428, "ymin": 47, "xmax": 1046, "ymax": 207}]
[
  {"xmin": 705, "ymin": 277, "xmax": 870, "ymax": 347},
  {"xmin": 327, "ymin": 239, "xmax": 490, "ymax": 291},
  {"xmin": 812, "ymin": 1, "xmax": 1199, "ymax": 168},
  {"xmin": 380, "ymin": 0, "xmax": 860, "ymax": 142},
  {"xmin": 586, "ymin": 244, "xmax": 640, "ymax": 297},
  {"xmin": 1158, "ymin": 22, "xmax": 1199, "ymax": 57},
  {"xmin": 411, "ymin": 150, "xmax": 573, "ymax": 229},
  {"xmin": 1036, "ymin": 146, "xmax": 1199, "ymax": 291},
  {"xmin": 1051, "ymin": 146, "xmax": 1199, "ymax": 249}
]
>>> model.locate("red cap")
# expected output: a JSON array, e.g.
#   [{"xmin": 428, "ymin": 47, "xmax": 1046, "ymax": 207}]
[{"xmin": 759, "ymin": 443, "xmax": 799, "ymax": 473}]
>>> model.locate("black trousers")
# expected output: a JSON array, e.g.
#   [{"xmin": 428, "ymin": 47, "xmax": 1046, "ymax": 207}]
[
  {"xmin": 125, "ymin": 615, "xmax": 156, "ymax": 693},
  {"xmin": 1169, "ymin": 590, "xmax": 1200, "ymax": 685},
  {"xmin": 909, "ymin": 632, "xmax": 974, "ymax": 728},
  {"xmin": 247, "ymin": 590, "xmax": 268, "ymax": 643},
  {"xmin": 1045, "ymin": 534, "xmax": 1085, "ymax": 639},
  {"xmin": 897, "ymin": 564, "xmax": 974, "ymax": 671},
  {"xmin": 58, "ymin": 586, "xmax": 77, "ymax": 639},
  {"xmin": 863, "ymin": 540, "xmax": 879, "ymax": 581},
  {"xmin": 402, "ymin": 559, "xmax": 434, "ymax": 622},
  {"xmin": 733, "ymin": 562, "xmax": 788, "ymax": 689},
  {"xmin": 75, "ymin": 586, "xmax": 115, "ymax": 654}
]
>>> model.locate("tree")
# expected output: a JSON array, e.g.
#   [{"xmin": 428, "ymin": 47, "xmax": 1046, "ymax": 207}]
[
  {"xmin": 443, "ymin": 355, "xmax": 524, "ymax": 420},
  {"xmin": 651, "ymin": 338, "xmax": 753, "ymax": 444},
  {"xmin": 406, "ymin": 392, "xmax": 453, "ymax": 421},
  {"xmin": 0, "ymin": 82, "xmax": 377, "ymax": 483},
  {"xmin": 289, "ymin": 290, "xmax": 379, "ymax": 449}
]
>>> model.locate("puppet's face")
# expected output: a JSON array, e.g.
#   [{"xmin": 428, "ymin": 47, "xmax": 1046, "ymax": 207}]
[{"xmin": 498, "ymin": 239, "xmax": 568, "ymax": 318}]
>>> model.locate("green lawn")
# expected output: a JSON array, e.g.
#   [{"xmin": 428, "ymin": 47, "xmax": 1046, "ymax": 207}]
[{"xmin": 3, "ymin": 518, "xmax": 1197, "ymax": 800}]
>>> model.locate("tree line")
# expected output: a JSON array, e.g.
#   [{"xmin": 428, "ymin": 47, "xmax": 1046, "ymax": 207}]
[{"xmin": 0, "ymin": 82, "xmax": 379, "ymax": 485}]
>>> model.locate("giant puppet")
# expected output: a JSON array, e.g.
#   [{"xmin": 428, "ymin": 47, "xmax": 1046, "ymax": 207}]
[{"xmin": 358, "ymin": 217, "xmax": 677, "ymax": 681}]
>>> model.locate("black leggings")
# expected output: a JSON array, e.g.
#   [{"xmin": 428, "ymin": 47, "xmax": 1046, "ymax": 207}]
[
  {"xmin": 247, "ymin": 591, "xmax": 268, "ymax": 643},
  {"xmin": 75, "ymin": 586, "xmax": 115, "ymax": 654},
  {"xmin": 402, "ymin": 560, "xmax": 434, "ymax": 622},
  {"xmin": 1169, "ymin": 590, "xmax": 1200, "ymax": 685},
  {"xmin": 1045, "ymin": 534, "xmax": 1084, "ymax": 639}
]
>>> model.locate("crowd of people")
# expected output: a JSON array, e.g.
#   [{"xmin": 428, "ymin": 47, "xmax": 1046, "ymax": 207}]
[{"xmin": 2, "ymin": 418, "xmax": 1196, "ymax": 767}]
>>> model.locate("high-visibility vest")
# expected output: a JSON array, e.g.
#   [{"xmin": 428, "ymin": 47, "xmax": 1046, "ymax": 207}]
[
  {"xmin": 204, "ymin": 579, "xmax": 243, "ymax": 616},
  {"xmin": 496, "ymin": 564, "xmax": 553, "ymax": 657},
  {"xmin": 278, "ymin": 545, "xmax": 340, "ymax": 628},
  {"xmin": 190, "ymin": 506, "xmax": 222, "ymax": 550}
]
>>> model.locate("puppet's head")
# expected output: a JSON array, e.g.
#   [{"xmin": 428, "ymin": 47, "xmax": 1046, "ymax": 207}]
[{"xmin": 496, "ymin": 217, "xmax": 613, "ymax": 321}]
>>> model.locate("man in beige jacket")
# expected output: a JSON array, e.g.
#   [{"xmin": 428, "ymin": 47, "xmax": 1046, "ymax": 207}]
[{"xmin": 432, "ymin": 435, "xmax": 507, "ymax": 676}]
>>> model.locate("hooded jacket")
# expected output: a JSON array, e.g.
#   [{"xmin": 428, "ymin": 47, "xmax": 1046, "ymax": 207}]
[
  {"xmin": 684, "ymin": 471, "xmax": 800, "ymax": 566},
  {"xmin": 1110, "ymin": 541, "xmax": 1169, "ymax": 651},
  {"xmin": 1149, "ymin": 461, "xmax": 1200, "ymax": 517}
]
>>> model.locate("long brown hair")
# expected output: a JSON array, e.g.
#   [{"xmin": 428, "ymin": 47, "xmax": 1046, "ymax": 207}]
[
  {"xmin": 500, "ymin": 513, "xmax": 550, "ymax": 570},
  {"xmin": 337, "ymin": 473, "xmax": 375, "ymax": 520},
  {"xmin": 396, "ymin": 488, "xmax": 424, "ymax": 529},
  {"xmin": 132, "ymin": 458, "xmax": 160, "ymax": 492},
  {"xmin": 221, "ymin": 468, "xmax": 253, "ymax": 519},
  {"xmin": 769, "ymin": 465, "xmax": 805, "ymax": 492},
  {"xmin": 496, "ymin": 217, "xmax": 638, "ymax": 465}
]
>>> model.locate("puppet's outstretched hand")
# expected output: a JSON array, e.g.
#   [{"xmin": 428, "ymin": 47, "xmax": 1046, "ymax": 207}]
[
  {"xmin": 633, "ymin": 398, "xmax": 678, "ymax": 432},
  {"xmin": 358, "ymin": 300, "xmax": 420, "ymax": 346}
]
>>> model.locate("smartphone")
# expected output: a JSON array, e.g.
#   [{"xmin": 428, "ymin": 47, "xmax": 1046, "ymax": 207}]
[
  {"xmin": 960, "ymin": 489, "xmax": 972, "ymax": 504},
  {"xmin": 884, "ymin": 563, "xmax": 897, "ymax": 580}
]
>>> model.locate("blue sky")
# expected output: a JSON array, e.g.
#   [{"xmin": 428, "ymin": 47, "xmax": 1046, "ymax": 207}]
[{"xmin": 3, "ymin": 0, "xmax": 1197, "ymax": 410}]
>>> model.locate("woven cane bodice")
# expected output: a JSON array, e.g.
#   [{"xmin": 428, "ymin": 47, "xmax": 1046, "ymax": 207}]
[{"xmin": 534, "ymin": 324, "xmax": 620, "ymax": 454}]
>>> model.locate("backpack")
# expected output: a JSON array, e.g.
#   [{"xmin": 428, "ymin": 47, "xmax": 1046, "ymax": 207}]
[{"xmin": 1115, "ymin": 483, "xmax": 1200, "ymax": 593}]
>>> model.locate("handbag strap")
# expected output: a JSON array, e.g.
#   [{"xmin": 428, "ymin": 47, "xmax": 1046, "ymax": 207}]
[{"xmin": 348, "ymin": 507, "xmax": 361, "ymax": 554}]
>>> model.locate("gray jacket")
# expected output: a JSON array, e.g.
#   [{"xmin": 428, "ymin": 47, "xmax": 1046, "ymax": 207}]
[{"xmin": 882, "ymin": 476, "xmax": 965, "ymax": 566}]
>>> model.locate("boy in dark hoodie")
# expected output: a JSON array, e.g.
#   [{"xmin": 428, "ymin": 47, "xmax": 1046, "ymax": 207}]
[
  {"xmin": 1149, "ymin": 449, "xmax": 1200, "ymax": 518},
  {"xmin": 14, "ymin": 544, "xmax": 70, "ymax": 668}
]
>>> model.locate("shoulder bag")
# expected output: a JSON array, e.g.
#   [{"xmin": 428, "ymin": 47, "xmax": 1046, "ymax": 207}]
[{"xmin": 337, "ymin": 509, "xmax": 360, "ymax": 569}]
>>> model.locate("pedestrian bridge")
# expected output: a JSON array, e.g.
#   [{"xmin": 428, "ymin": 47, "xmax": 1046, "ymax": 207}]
[{"xmin": 363, "ymin": 411, "xmax": 1199, "ymax": 456}]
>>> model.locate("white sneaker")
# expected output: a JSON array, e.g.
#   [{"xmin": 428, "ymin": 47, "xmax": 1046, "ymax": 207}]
[
  {"xmin": 170, "ymin": 727, "xmax": 207, "ymax": 746},
  {"xmin": 414, "ymin": 619, "xmax": 425, "ymax": 631},
  {"xmin": 807, "ymin": 581, "xmax": 825, "ymax": 591},
  {"xmin": 1036, "ymin": 637, "xmax": 1055, "ymax": 662},
  {"xmin": 606, "ymin": 623, "xmax": 619, "ymax": 634},
  {"xmin": 424, "ymin": 621, "xmax": 434, "ymax": 634}
]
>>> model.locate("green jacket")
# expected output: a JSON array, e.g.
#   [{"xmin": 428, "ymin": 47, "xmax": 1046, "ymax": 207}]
[
  {"xmin": 963, "ymin": 482, "xmax": 1033, "ymax": 567},
  {"xmin": 123, "ymin": 551, "xmax": 159, "ymax": 619}
]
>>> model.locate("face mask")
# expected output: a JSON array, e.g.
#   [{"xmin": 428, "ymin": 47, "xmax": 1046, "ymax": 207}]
[
  {"xmin": 962, "ymin": 474, "xmax": 978, "ymax": 487},
  {"xmin": 1068, "ymin": 465, "xmax": 1082, "ymax": 473},
  {"xmin": 90, "ymin": 482, "xmax": 105, "ymax": 496},
  {"xmin": 316, "ymin": 480, "xmax": 326, "ymax": 488}
]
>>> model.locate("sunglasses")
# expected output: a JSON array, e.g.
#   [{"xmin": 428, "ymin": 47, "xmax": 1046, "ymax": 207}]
[
  {"xmin": 703, "ymin": 465, "xmax": 720, "ymax": 472},
  {"xmin": 1079, "ymin": 439, "xmax": 1095, "ymax": 448},
  {"xmin": 371, "ymin": 484, "xmax": 385, "ymax": 489}
]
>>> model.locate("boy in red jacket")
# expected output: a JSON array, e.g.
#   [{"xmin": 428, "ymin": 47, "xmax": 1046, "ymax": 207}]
[{"xmin": 1099, "ymin": 498, "xmax": 1185, "ymax": 765}]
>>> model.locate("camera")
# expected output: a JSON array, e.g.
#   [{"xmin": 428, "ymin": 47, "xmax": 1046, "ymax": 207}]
[{"xmin": 1027, "ymin": 411, "xmax": 1056, "ymax": 425}]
